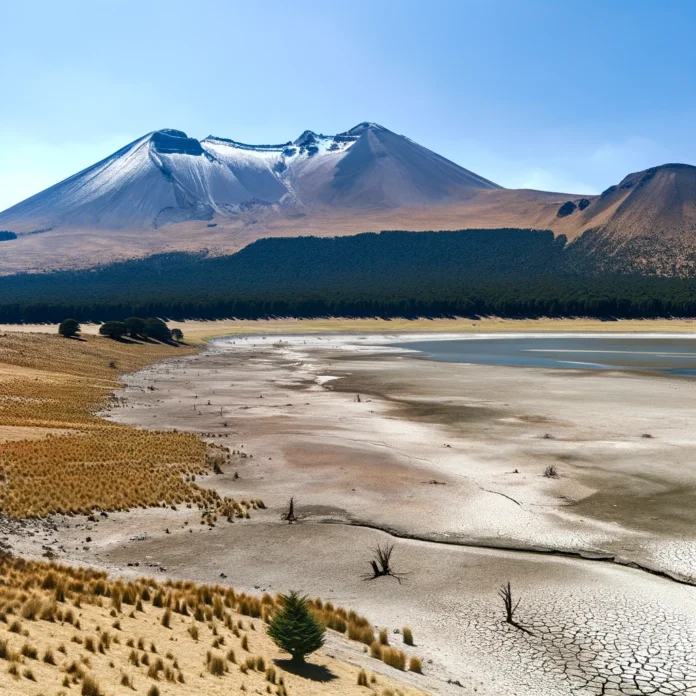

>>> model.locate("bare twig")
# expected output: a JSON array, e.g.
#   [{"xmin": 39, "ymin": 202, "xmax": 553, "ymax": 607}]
[
  {"xmin": 363, "ymin": 543, "xmax": 408, "ymax": 584},
  {"xmin": 498, "ymin": 581, "xmax": 530, "ymax": 632},
  {"xmin": 281, "ymin": 497, "xmax": 297, "ymax": 524}
]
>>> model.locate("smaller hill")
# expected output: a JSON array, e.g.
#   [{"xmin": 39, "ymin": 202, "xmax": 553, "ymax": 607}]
[{"xmin": 559, "ymin": 164, "xmax": 696, "ymax": 274}]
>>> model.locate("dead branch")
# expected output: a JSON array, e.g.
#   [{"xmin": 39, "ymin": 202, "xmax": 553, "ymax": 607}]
[
  {"xmin": 363, "ymin": 543, "xmax": 408, "ymax": 584},
  {"xmin": 498, "ymin": 581, "xmax": 531, "ymax": 633},
  {"xmin": 281, "ymin": 496, "xmax": 297, "ymax": 524}
]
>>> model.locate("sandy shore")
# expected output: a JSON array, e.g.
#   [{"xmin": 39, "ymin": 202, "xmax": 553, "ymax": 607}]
[
  {"xmin": 3, "ymin": 316, "xmax": 696, "ymax": 343},
  {"xmin": 6, "ymin": 333, "xmax": 696, "ymax": 695}
]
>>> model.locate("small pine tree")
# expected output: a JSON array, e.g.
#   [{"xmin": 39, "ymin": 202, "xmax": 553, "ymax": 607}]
[
  {"xmin": 267, "ymin": 591, "xmax": 325, "ymax": 664},
  {"xmin": 58, "ymin": 318, "xmax": 80, "ymax": 338}
]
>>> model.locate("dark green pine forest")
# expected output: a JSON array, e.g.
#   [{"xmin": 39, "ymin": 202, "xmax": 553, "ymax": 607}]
[{"xmin": 1, "ymin": 229, "xmax": 696, "ymax": 322}]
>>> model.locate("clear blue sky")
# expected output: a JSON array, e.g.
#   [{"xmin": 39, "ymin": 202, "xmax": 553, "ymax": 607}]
[{"xmin": 2, "ymin": 0, "xmax": 696, "ymax": 210}]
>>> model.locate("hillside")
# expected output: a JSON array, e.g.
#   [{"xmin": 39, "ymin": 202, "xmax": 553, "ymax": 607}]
[{"xmin": 564, "ymin": 164, "xmax": 696, "ymax": 274}]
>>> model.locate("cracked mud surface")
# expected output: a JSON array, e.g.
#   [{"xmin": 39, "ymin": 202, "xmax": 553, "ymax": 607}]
[{"xmin": 471, "ymin": 590, "xmax": 696, "ymax": 695}]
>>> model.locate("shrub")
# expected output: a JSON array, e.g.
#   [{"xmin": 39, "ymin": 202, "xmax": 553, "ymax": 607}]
[
  {"xmin": 59, "ymin": 318, "xmax": 81, "ymax": 338},
  {"xmin": 98, "ymin": 321, "xmax": 127, "ymax": 339},
  {"xmin": 124, "ymin": 317, "xmax": 145, "ymax": 338},
  {"xmin": 144, "ymin": 318, "xmax": 171, "ymax": 342},
  {"xmin": 268, "ymin": 591, "xmax": 325, "ymax": 664}
]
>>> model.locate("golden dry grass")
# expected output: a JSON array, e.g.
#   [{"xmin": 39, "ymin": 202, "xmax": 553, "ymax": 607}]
[
  {"xmin": 0, "ymin": 554, "xmax": 425, "ymax": 696},
  {"xmin": 0, "ymin": 333, "xmax": 255, "ymax": 519}
]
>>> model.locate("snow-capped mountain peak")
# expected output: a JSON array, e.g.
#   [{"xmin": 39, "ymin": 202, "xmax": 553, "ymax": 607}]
[{"xmin": 0, "ymin": 122, "xmax": 501, "ymax": 233}]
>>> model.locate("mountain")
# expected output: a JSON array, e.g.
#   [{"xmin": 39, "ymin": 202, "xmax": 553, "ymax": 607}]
[
  {"xmin": 1, "ymin": 124, "xmax": 695, "ymax": 277},
  {"xmin": 0, "ymin": 123, "xmax": 500, "ymax": 234},
  {"xmin": 552, "ymin": 164, "xmax": 696, "ymax": 275}
]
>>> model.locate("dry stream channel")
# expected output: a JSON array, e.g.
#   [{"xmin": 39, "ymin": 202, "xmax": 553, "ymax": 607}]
[{"xmin": 11, "ymin": 333, "xmax": 696, "ymax": 695}]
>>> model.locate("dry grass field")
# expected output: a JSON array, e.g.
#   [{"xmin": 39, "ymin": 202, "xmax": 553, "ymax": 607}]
[
  {"xmin": 0, "ymin": 332, "xmax": 425, "ymax": 695},
  {"xmin": 0, "ymin": 332, "xmax": 255, "ymax": 519},
  {"xmin": 0, "ymin": 554, "xmax": 424, "ymax": 696}
]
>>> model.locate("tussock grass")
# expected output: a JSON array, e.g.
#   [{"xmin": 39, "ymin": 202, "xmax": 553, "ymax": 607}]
[
  {"xmin": 408, "ymin": 656, "xmax": 422, "ymax": 673},
  {"xmin": 81, "ymin": 673, "xmax": 103, "ymax": 696},
  {"xmin": 380, "ymin": 647, "xmax": 407, "ymax": 671},
  {"xmin": 0, "ymin": 552, "xmax": 426, "ymax": 695},
  {"xmin": 207, "ymin": 652, "xmax": 226, "ymax": 676},
  {"xmin": 402, "ymin": 627, "xmax": 414, "ymax": 645},
  {"xmin": 0, "ymin": 333, "xmax": 259, "ymax": 519}
]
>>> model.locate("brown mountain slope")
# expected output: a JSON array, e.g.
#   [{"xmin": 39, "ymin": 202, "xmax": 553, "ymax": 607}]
[
  {"xmin": 559, "ymin": 164, "xmax": 696, "ymax": 274},
  {"xmin": 1, "ymin": 142, "xmax": 695, "ymax": 276},
  {"xmin": 0, "ymin": 187, "xmax": 579, "ymax": 274}
]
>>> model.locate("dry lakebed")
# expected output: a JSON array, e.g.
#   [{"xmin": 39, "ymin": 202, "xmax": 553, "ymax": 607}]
[{"xmin": 6, "ymin": 332, "xmax": 696, "ymax": 696}]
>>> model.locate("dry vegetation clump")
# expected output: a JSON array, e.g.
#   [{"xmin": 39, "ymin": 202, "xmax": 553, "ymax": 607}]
[
  {"xmin": 408, "ymin": 656, "xmax": 422, "ymax": 673},
  {"xmin": 0, "ymin": 553, "xmax": 425, "ymax": 696},
  {"xmin": 379, "ymin": 647, "xmax": 407, "ymax": 671},
  {"xmin": 0, "ymin": 333, "xmax": 260, "ymax": 519},
  {"xmin": 311, "ymin": 599, "xmax": 376, "ymax": 647},
  {"xmin": 402, "ymin": 627, "xmax": 414, "ymax": 646}
]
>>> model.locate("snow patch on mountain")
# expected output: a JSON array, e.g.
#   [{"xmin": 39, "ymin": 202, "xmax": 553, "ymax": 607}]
[{"xmin": 0, "ymin": 123, "xmax": 502, "ymax": 232}]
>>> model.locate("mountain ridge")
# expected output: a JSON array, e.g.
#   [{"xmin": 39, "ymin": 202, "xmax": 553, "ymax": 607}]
[
  {"xmin": 1, "ymin": 124, "xmax": 696, "ymax": 276},
  {"xmin": 0, "ymin": 123, "xmax": 502, "ymax": 234}
]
